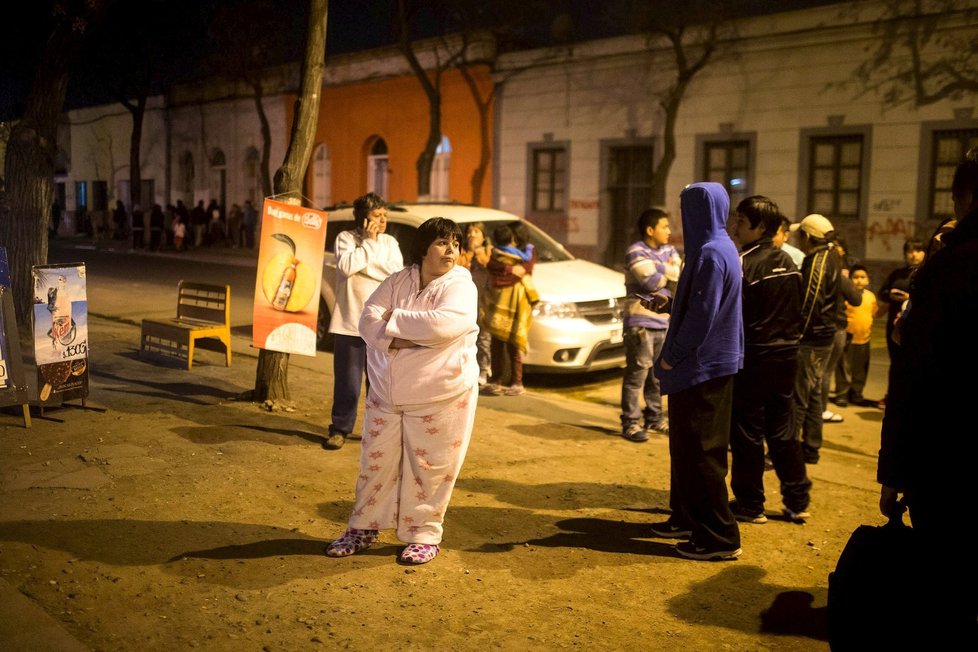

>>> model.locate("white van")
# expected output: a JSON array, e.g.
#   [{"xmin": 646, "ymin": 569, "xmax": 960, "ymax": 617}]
[{"xmin": 318, "ymin": 203, "xmax": 626, "ymax": 373}]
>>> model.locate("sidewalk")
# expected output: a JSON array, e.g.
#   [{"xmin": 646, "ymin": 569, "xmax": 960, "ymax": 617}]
[{"xmin": 1, "ymin": 244, "xmax": 892, "ymax": 650}]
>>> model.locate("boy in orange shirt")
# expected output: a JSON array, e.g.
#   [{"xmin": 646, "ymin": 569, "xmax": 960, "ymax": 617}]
[{"xmin": 833, "ymin": 264, "xmax": 878, "ymax": 406}]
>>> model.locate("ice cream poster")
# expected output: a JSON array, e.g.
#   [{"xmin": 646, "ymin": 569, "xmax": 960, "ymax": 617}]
[
  {"xmin": 252, "ymin": 199, "xmax": 328, "ymax": 356},
  {"xmin": 32, "ymin": 263, "xmax": 89, "ymax": 404}
]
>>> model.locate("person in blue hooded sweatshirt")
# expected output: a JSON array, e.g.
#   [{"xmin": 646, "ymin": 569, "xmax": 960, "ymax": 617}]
[{"xmin": 647, "ymin": 182, "xmax": 745, "ymax": 561}]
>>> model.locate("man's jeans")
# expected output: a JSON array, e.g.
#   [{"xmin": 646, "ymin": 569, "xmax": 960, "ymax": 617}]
[
  {"xmin": 795, "ymin": 342, "xmax": 834, "ymax": 460},
  {"xmin": 620, "ymin": 327, "xmax": 666, "ymax": 431}
]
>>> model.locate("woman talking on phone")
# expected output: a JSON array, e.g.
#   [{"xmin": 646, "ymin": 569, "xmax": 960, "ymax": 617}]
[{"xmin": 326, "ymin": 217, "xmax": 480, "ymax": 564}]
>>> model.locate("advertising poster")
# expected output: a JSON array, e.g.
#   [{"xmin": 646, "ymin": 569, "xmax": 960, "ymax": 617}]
[
  {"xmin": 32, "ymin": 263, "xmax": 89, "ymax": 404},
  {"xmin": 0, "ymin": 248, "xmax": 10, "ymax": 389},
  {"xmin": 0, "ymin": 297, "xmax": 9, "ymax": 389},
  {"xmin": 252, "ymin": 199, "xmax": 328, "ymax": 356}
]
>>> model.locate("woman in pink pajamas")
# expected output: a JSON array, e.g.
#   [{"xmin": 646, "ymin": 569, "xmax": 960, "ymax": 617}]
[{"xmin": 326, "ymin": 217, "xmax": 480, "ymax": 564}]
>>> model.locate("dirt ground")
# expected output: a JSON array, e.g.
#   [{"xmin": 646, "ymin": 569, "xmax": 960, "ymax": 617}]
[{"xmin": 1, "ymin": 314, "xmax": 888, "ymax": 651}]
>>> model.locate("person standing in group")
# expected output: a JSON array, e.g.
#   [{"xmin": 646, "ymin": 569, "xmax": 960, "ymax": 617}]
[
  {"xmin": 190, "ymin": 200, "xmax": 207, "ymax": 248},
  {"xmin": 773, "ymin": 216, "xmax": 805, "ymax": 269},
  {"xmin": 790, "ymin": 213, "xmax": 859, "ymax": 465},
  {"xmin": 620, "ymin": 207, "xmax": 681, "ymax": 442},
  {"xmin": 457, "ymin": 221, "xmax": 492, "ymax": 387},
  {"xmin": 324, "ymin": 192, "xmax": 404, "ymax": 450},
  {"xmin": 326, "ymin": 217, "xmax": 479, "ymax": 565},
  {"xmin": 726, "ymin": 195, "xmax": 811, "ymax": 526},
  {"xmin": 481, "ymin": 223, "xmax": 536, "ymax": 396},
  {"xmin": 832, "ymin": 264, "xmax": 878, "ymax": 407},
  {"xmin": 647, "ymin": 182, "xmax": 744, "ymax": 561},
  {"xmin": 820, "ymin": 236, "xmax": 862, "ymax": 422},
  {"xmin": 878, "ymin": 147, "xmax": 978, "ymax": 641},
  {"xmin": 171, "ymin": 212, "xmax": 186, "ymax": 252},
  {"xmin": 242, "ymin": 200, "xmax": 258, "ymax": 249},
  {"xmin": 227, "ymin": 203, "xmax": 243, "ymax": 248},
  {"xmin": 875, "ymin": 238, "xmax": 925, "ymax": 409}
]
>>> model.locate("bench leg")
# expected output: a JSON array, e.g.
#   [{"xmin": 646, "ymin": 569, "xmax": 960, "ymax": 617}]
[
  {"xmin": 186, "ymin": 338, "xmax": 195, "ymax": 370},
  {"xmin": 223, "ymin": 334, "xmax": 232, "ymax": 367}
]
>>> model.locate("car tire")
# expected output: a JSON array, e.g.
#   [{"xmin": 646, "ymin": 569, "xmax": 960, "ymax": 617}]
[{"xmin": 316, "ymin": 296, "xmax": 335, "ymax": 351}]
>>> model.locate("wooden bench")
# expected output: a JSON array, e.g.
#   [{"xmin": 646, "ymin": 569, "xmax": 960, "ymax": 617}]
[{"xmin": 140, "ymin": 281, "xmax": 232, "ymax": 370}]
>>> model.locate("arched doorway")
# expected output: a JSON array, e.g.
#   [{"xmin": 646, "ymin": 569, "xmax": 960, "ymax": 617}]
[
  {"xmin": 430, "ymin": 135, "xmax": 451, "ymax": 201},
  {"xmin": 209, "ymin": 148, "xmax": 227, "ymax": 210}
]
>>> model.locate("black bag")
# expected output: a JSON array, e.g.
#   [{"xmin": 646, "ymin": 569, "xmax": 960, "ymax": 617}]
[{"xmin": 827, "ymin": 511, "xmax": 926, "ymax": 650}]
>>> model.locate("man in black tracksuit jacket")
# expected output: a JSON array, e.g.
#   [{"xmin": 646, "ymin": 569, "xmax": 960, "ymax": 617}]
[
  {"xmin": 728, "ymin": 196, "xmax": 812, "ymax": 523},
  {"xmin": 790, "ymin": 214, "xmax": 861, "ymax": 465}
]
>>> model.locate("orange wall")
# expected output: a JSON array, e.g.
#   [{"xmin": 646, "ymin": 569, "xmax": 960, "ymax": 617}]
[{"xmin": 295, "ymin": 64, "xmax": 494, "ymax": 207}]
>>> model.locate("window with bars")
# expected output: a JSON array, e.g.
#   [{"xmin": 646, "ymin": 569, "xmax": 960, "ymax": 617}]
[
  {"xmin": 531, "ymin": 147, "xmax": 567, "ymax": 212},
  {"xmin": 807, "ymin": 135, "xmax": 863, "ymax": 218},
  {"xmin": 929, "ymin": 128, "xmax": 978, "ymax": 221},
  {"xmin": 703, "ymin": 140, "xmax": 750, "ymax": 200}
]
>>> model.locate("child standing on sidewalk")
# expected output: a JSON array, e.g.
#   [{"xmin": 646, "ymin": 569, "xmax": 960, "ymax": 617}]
[
  {"xmin": 834, "ymin": 264, "xmax": 878, "ymax": 406},
  {"xmin": 482, "ymin": 223, "xmax": 536, "ymax": 396}
]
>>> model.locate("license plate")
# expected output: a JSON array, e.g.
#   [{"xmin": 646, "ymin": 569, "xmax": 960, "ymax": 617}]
[{"xmin": 609, "ymin": 328, "xmax": 623, "ymax": 344}]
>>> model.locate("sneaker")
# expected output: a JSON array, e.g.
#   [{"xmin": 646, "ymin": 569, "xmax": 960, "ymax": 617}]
[
  {"xmin": 830, "ymin": 396, "xmax": 848, "ymax": 407},
  {"xmin": 478, "ymin": 371, "xmax": 488, "ymax": 387},
  {"xmin": 645, "ymin": 421, "xmax": 669, "ymax": 436},
  {"xmin": 782, "ymin": 507, "xmax": 811, "ymax": 523},
  {"xmin": 822, "ymin": 410, "xmax": 843, "ymax": 423},
  {"xmin": 676, "ymin": 540, "xmax": 742, "ymax": 561},
  {"xmin": 729, "ymin": 502, "xmax": 768, "ymax": 524},
  {"xmin": 503, "ymin": 384, "xmax": 526, "ymax": 396},
  {"xmin": 325, "ymin": 528, "xmax": 378, "ymax": 557},
  {"xmin": 623, "ymin": 424, "xmax": 649, "ymax": 443},
  {"xmin": 399, "ymin": 543, "xmax": 439, "ymax": 564},
  {"xmin": 480, "ymin": 383, "xmax": 503, "ymax": 396},
  {"xmin": 648, "ymin": 521, "xmax": 692, "ymax": 539},
  {"xmin": 323, "ymin": 429, "xmax": 348, "ymax": 450}
]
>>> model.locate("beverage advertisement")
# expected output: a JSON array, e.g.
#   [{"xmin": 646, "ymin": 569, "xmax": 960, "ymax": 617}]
[
  {"xmin": 252, "ymin": 199, "xmax": 328, "ymax": 356},
  {"xmin": 32, "ymin": 263, "xmax": 89, "ymax": 404},
  {"xmin": 0, "ymin": 248, "xmax": 10, "ymax": 389}
]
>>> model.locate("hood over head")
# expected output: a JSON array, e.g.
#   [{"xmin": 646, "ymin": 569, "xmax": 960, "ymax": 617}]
[{"xmin": 680, "ymin": 182, "xmax": 731, "ymax": 255}]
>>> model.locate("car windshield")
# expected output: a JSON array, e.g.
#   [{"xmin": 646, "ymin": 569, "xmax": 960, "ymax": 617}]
[{"xmin": 325, "ymin": 213, "xmax": 573, "ymax": 264}]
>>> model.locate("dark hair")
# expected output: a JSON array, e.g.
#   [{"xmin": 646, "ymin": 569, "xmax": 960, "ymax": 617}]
[
  {"xmin": 464, "ymin": 222, "xmax": 487, "ymax": 250},
  {"xmin": 410, "ymin": 217, "xmax": 463, "ymax": 265},
  {"xmin": 512, "ymin": 222, "xmax": 531, "ymax": 249},
  {"xmin": 493, "ymin": 224, "xmax": 514, "ymax": 247},
  {"xmin": 637, "ymin": 207, "xmax": 670, "ymax": 238},
  {"xmin": 849, "ymin": 263, "xmax": 868, "ymax": 277},
  {"xmin": 951, "ymin": 145, "xmax": 978, "ymax": 204},
  {"xmin": 352, "ymin": 192, "xmax": 386, "ymax": 227},
  {"xmin": 735, "ymin": 195, "xmax": 783, "ymax": 237},
  {"xmin": 903, "ymin": 238, "xmax": 925, "ymax": 255}
]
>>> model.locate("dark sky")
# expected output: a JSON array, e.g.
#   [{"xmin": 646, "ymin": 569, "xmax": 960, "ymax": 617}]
[{"xmin": 0, "ymin": 0, "xmax": 844, "ymax": 121}]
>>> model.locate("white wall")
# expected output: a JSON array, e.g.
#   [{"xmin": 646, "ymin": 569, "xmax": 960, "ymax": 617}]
[{"xmin": 495, "ymin": 1, "xmax": 978, "ymax": 265}]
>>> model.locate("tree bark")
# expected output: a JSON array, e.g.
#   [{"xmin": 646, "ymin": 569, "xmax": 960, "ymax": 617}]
[
  {"xmin": 250, "ymin": 79, "xmax": 274, "ymax": 198},
  {"xmin": 458, "ymin": 63, "xmax": 493, "ymax": 205},
  {"xmin": 253, "ymin": 0, "xmax": 328, "ymax": 403},
  {"xmin": 0, "ymin": 1, "xmax": 110, "ymax": 325}
]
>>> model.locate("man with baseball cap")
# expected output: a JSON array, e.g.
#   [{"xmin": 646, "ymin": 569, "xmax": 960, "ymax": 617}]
[{"xmin": 789, "ymin": 213, "xmax": 861, "ymax": 476}]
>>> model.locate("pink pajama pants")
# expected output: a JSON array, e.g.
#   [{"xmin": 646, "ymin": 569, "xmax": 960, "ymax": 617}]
[{"xmin": 347, "ymin": 384, "xmax": 478, "ymax": 545}]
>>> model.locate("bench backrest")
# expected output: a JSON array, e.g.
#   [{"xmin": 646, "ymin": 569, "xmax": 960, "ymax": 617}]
[{"xmin": 176, "ymin": 281, "xmax": 230, "ymax": 324}]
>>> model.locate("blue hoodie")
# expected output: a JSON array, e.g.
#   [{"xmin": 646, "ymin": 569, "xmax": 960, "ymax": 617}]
[{"xmin": 654, "ymin": 182, "xmax": 744, "ymax": 395}]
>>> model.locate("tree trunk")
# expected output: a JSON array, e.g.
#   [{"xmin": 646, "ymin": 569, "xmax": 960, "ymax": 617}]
[
  {"xmin": 650, "ymin": 85, "xmax": 684, "ymax": 206},
  {"xmin": 0, "ymin": 2, "xmax": 109, "ymax": 325},
  {"xmin": 459, "ymin": 64, "xmax": 492, "ymax": 205},
  {"xmin": 253, "ymin": 0, "xmax": 328, "ymax": 403},
  {"xmin": 251, "ymin": 79, "xmax": 274, "ymax": 198},
  {"xmin": 127, "ymin": 95, "xmax": 147, "ymax": 246}
]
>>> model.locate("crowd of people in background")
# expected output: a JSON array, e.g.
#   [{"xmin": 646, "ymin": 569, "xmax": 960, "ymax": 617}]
[{"xmin": 60, "ymin": 197, "xmax": 261, "ymax": 252}]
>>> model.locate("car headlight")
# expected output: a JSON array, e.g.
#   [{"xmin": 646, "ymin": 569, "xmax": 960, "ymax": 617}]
[{"xmin": 532, "ymin": 301, "xmax": 580, "ymax": 319}]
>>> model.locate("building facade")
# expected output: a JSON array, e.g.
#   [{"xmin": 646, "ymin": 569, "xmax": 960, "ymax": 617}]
[{"xmin": 493, "ymin": 1, "xmax": 978, "ymax": 269}]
